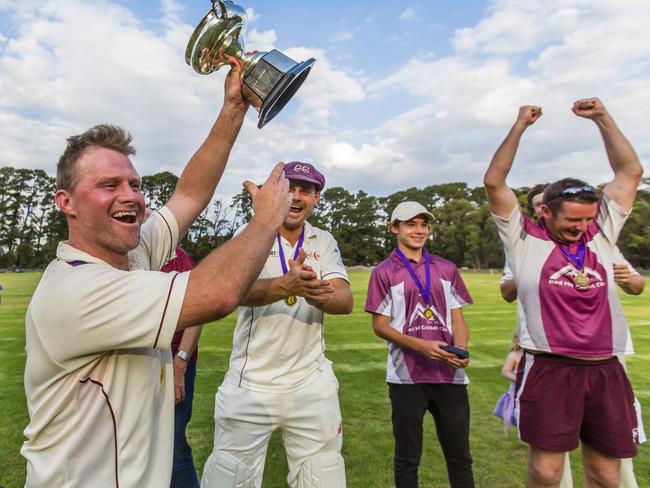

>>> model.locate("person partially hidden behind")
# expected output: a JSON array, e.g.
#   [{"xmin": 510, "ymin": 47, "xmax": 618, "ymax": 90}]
[{"xmin": 161, "ymin": 246, "xmax": 203, "ymax": 488}]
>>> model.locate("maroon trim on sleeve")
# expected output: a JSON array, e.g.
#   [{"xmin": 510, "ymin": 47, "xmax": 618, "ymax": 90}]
[
  {"xmin": 79, "ymin": 377, "xmax": 119, "ymax": 488},
  {"xmin": 321, "ymin": 271, "xmax": 347, "ymax": 280},
  {"xmin": 156, "ymin": 211, "xmax": 175, "ymax": 262},
  {"xmin": 154, "ymin": 272, "xmax": 180, "ymax": 348}
]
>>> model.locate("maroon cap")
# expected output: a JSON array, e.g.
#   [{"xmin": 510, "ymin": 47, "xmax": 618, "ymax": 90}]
[{"xmin": 283, "ymin": 161, "xmax": 325, "ymax": 192}]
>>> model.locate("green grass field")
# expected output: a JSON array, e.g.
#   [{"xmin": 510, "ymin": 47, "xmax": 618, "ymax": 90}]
[{"xmin": 1, "ymin": 271, "xmax": 648, "ymax": 487}]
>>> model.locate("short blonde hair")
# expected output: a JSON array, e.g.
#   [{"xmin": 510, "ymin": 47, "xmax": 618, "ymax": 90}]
[{"xmin": 57, "ymin": 124, "xmax": 136, "ymax": 191}]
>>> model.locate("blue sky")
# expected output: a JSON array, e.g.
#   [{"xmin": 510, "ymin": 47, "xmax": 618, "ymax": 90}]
[{"xmin": 0, "ymin": 0, "xmax": 648, "ymax": 200}]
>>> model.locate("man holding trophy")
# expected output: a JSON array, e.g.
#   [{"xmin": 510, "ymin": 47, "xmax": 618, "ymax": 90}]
[
  {"xmin": 21, "ymin": 0, "xmax": 317, "ymax": 485},
  {"xmin": 20, "ymin": 61, "xmax": 292, "ymax": 487}
]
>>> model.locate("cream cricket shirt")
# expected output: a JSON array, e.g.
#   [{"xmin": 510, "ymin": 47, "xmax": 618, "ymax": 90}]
[
  {"xmin": 225, "ymin": 222, "xmax": 348, "ymax": 393},
  {"xmin": 22, "ymin": 207, "xmax": 189, "ymax": 487}
]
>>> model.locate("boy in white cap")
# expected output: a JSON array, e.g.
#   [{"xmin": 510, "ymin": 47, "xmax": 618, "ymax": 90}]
[{"xmin": 365, "ymin": 201, "xmax": 474, "ymax": 488}]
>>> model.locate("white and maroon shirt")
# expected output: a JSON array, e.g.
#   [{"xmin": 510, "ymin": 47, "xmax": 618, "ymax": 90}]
[
  {"xmin": 493, "ymin": 195, "xmax": 633, "ymax": 357},
  {"xmin": 501, "ymin": 248, "xmax": 640, "ymax": 342},
  {"xmin": 365, "ymin": 249, "xmax": 472, "ymax": 385},
  {"xmin": 22, "ymin": 207, "xmax": 188, "ymax": 487},
  {"xmin": 225, "ymin": 222, "xmax": 349, "ymax": 393}
]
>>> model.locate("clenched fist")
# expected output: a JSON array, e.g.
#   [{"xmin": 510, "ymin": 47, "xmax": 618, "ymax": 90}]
[
  {"xmin": 572, "ymin": 97, "xmax": 608, "ymax": 120},
  {"xmin": 516, "ymin": 105, "xmax": 543, "ymax": 126}
]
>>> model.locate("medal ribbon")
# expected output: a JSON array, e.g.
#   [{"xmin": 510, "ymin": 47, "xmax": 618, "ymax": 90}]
[
  {"xmin": 395, "ymin": 248, "xmax": 431, "ymax": 307},
  {"xmin": 277, "ymin": 226, "xmax": 305, "ymax": 275},
  {"xmin": 558, "ymin": 241, "xmax": 586, "ymax": 270}
]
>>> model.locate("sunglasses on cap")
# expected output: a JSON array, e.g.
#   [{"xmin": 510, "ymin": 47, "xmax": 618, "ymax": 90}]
[{"xmin": 543, "ymin": 185, "xmax": 597, "ymax": 204}]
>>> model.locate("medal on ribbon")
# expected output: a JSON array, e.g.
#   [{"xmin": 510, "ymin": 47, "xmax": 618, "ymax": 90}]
[
  {"xmin": 395, "ymin": 248, "xmax": 434, "ymax": 319},
  {"xmin": 278, "ymin": 227, "xmax": 305, "ymax": 307},
  {"xmin": 558, "ymin": 241, "xmax": 589, "ymax": 290},
  {"xmin": 574, "ymin": 272, "xmax": 589, "ymax": 287}
]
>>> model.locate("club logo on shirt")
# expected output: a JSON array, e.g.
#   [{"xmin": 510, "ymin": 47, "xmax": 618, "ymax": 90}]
[
  {"xmin": 406, "ymin": 304, "xmax": 448, "ymax": 332},
  {"xmin": 548, "ymin": 265, "xmax": 605, "ymax": 290}
]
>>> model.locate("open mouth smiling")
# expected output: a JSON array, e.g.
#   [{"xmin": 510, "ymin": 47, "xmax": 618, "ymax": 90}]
[{"xmin": 112, "ymin": 210, "xmax": 138, "ymax": 224}]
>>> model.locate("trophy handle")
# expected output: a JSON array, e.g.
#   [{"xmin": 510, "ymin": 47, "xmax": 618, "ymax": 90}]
[
  {"xmin": 211, "ymin": 0, "xmax": 227, "ymax": 12},
  {"xmin": 185, "ymin": 1, "xmax": 249, "ymax": 75},
  {"xmin": 210, "ymin": 0, "xmax": 236, "ymax": 24}
]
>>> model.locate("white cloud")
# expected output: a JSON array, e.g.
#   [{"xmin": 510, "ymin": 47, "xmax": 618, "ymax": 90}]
[
  {"xmin": 333, "ymin": 31, "xmax": 354, "ymax": 42},
  {"xmin": 246, "ymin": 28, "xmax": 277, "ymax": 52},
  {"xmin": 344, "ymin": 0, "xmax": 650, "ymax": 191},
  {"xmin": 161, "ymin": 0, "xmax": 183, "ymax": 20},
  {"xmin": 0, "ymin": 0, "xmax": 648, "ymax": 200},
  {"xmin": 399, "ymin": 8, "xmax": 417, "ymax": 22},
  {"xmin": 453, "ymin": 4, "xmax": 580, "ymax": 54},
  {"xmin": 0, "ymin": 0, "xmax": 365, "ymax": 199},
  {"xmin": 245, "ymin": 7, "xmax": 260, "ymax": 24},
  {"xmin": 283, "ymin": 46, "xmax": 365, "ymax": 123}
]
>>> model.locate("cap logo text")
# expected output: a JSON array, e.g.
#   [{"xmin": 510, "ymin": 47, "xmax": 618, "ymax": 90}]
[{"xmin": 293, "ymin": 164, "xmax": 311, "ymax": 174}]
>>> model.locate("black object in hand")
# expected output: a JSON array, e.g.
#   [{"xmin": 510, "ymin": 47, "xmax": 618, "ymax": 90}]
[{"xmin": 441, "ymin": 345, "xmax": 469, "ymax": 359}]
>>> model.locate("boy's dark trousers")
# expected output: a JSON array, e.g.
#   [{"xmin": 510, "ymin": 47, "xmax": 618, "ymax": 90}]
[{"xmin": 389, "ymin": 383, "xmax": 474, "ymax": 488}]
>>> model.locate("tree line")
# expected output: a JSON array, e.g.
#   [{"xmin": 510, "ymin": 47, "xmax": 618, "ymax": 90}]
[{"xmin": 1, "ymin": 166, "xmax": 648, "ymax": 270}]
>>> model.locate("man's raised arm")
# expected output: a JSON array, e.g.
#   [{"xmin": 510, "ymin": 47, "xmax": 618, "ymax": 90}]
[
  {"xmin": 484, "ymin": 106, "xmax": 542, "ymax": 217},
  {"xmin": 166, "ymin": 61, "xmax": 250, "ymax": 237},
  {"xmin": 572, "ymin": 98, "xmax": 643, "ymax": 211},
  {"xmin": 177, "ymin": 164, "xmax": 291, "ymax": 329}
]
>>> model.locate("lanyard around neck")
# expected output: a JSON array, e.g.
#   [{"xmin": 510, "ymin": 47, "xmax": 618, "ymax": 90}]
[
  {"xmin": 395, "ymin": 248, "xmax": 431, "ymax": 306},
  {"xmin": 277, "ymin": 226, "xmax": 306, "ymax": 275},
  {"xmin": 558, "ymin": 241, "xmax": 586, "ymax": 270}
]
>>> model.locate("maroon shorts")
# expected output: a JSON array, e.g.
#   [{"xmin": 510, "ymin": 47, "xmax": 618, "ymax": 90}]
[{"xmin": 515, "ymin": 352, "xmax": 638, "ymax": 458}]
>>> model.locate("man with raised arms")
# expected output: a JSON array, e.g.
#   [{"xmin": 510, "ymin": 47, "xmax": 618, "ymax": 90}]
[
  {"xmin": 21, "ymin": 62, "xmax": 291, "ymax": 487},
  {"xmin": 201, "ymin": 161, "xmax": 353, "ymax": 488},
  {"xmin": 484, "ymin": 98, "xmax": 644, "ymax": 488},
  {"xmin": 499, "ymin": 186, "xmax": 646, "ymax": 487}
]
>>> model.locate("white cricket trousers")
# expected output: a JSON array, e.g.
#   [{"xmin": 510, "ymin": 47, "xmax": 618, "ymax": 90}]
[{"xmin": 208, "ymin": 365, "xmax": 344, "ymax": 487}]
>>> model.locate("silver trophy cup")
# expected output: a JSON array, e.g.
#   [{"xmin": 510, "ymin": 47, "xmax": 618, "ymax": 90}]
[{"xmin": 186, "ymin": 0, "xmax": 315, "ymax": 129}]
